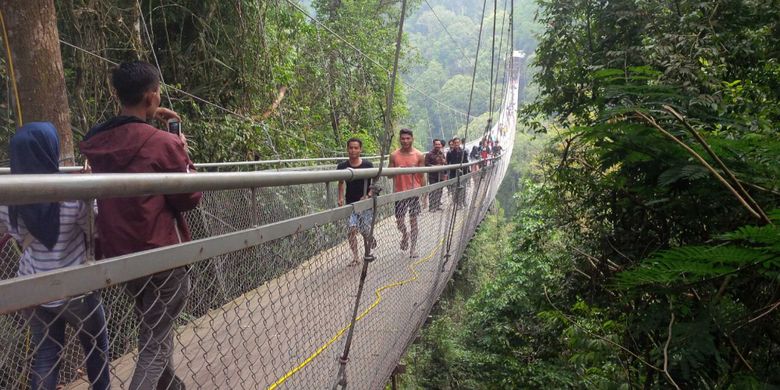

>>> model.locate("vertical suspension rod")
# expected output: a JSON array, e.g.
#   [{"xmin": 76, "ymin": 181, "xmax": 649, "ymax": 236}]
[
  {"xmin": 441, "ymin": 0, "xmax": 489, "ymax": 270},
  {"xmin": 332, "ymin": 0, "xmax": 408, "ymax": 388}
]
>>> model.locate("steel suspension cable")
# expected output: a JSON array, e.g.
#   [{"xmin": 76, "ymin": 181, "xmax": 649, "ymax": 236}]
[
  {"xmin": 422, "ymin": 0, "xmax": 472, "ymax": 64},
  {"xmin": 331, "ymin": 1, "xmax": 408, "ymax": 388},
  {"xmin": 419, "ymin": 0, "xmax": 482, "ymax": 143},
  {"xmin": 491, "ymin": 0, "xmax": 509, "ymax": 128},
  {"xmin": 281, "ymin": 0, "xmax": 474, "ymax": 121},
  {"xmin": 511, "ymin": 0, "xmax": 515, "ymax": 69},
  {"xmin": 136, "ymin": 0, "xmax": 173, "ymax": 108},
  {"xmin": 494, "ymin": 0, "xmax": 514, "ymax": 131},
  {"xmin": 137, "ymin": 0, "xmax": 283, "ymax": 160},
  {"xmin": 57, "ymin": 38, "xmax": 315, "ymax": 151},
  {"xmin": 488, "ymin": 0, "xmax": 498, "ymax": 126},
  {"xmin": 440, "ymin": 0, "xmax": 489, "ymax": 271},
  {"xmin": 488, "ymin": 6, "xmax": 512, "ymax": 143}
]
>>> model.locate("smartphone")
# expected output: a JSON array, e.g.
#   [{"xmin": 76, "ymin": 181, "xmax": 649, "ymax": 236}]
[{"xmin": 167, "ymin": 119, "xmax": 181, "ymax": 135}]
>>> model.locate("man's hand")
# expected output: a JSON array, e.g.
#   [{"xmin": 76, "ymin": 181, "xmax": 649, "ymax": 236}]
[
  {"xmin": 338, "ymin": 197, "xmax": 344, "ymax": 207},
  {"xmin": 153, "ymin": 107, "xmax": 181, "ymax": 125},
  {"xmin": 178, "ymin": 132, "xmax": 189, "ymax": 150},
  {"xmin": 81, "ymin": 158, "xmax": 92, "ymax": 174}
]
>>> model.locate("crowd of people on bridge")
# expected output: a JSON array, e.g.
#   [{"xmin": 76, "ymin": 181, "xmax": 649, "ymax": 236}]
[
  {"xmin": 1, "ymin": 58, "xmax": 505, "ymax": 389},
  {"xmin": 335, "ymin": 127, "xmax": 504, "ymax": 265}
]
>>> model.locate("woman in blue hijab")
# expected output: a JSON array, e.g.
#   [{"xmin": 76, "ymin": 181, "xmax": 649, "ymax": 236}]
[{"xmin": 0, "ymin": 122, "xmax": 110, "ymax": 390}]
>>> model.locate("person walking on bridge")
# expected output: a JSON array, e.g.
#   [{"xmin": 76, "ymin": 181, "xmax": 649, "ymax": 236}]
[
  {"xmin": 480, "ymin": 137, "xmax": 491, "ymax": 167},
  {"xmin": 492, "ymin": 140, "xmax": 503, "ymax": 157},
  {"xmin": 80, "ymin": 61, "xmax": 201, "ymax": 390},
  {"xmin": 389, "ymin": 129, "xmax": 426, "ymax": 258},
  {"xmin": 446, "ymin": 137, "xmax": 468, "ymax": 208},
  {"xmin": 424, "ymin": 139, "xmax": 446, "ymax": 212},
  {"xmin": 337, "ymin": 138, "xmax": 376, "ymax": 266}
]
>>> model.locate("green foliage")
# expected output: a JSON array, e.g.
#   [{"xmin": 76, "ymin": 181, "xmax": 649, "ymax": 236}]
[
  {"xmin": 515, "ymin": 0, "xmax": 780, "ymax": 387},
  {"xmin": 617, "ymin": 212, "xmax": 780, "ymax": 289},
  {"xmin": 1, "ymin": 0, "xmax": 416, "ymax": 163},
  {"xmin": 404, "ymin": 0, "xmax": 540, "ymax": 147},
  {"xmin": 405, "ymin": 0, "xmax": 780, "ymax": 388}
]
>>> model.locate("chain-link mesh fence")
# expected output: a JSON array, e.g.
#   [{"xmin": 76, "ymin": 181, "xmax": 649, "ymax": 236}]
[
  {"xmin": 0, "ymin": 52, "xmax": 521, "ymax": 390},
  {"xmin": 0, "ymin": 163, "xmax": 501, "ymax": 390}
]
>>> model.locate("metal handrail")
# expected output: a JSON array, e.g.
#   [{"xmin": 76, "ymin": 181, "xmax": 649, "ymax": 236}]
[
  {"xmin": 0, "ymin": 157, "xmax": 494, "ymax": 205},
  {"xmin": 0, "ymin": 155, "xmax": 384, "ymax": 174},
  {"xmin": 195, "ymin": 155, "xmax": 381, "ymax": 169},
  {"xmin": 0, "ymin": 169, "xmax": 482, "ymax": 313}
]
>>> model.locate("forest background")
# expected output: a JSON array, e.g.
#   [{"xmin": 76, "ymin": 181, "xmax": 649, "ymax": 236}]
[
  {"xmin": 402, "ymin": 0, "xmax": 780, "ymax": 389},
  {"xmin": 0, "ymin": 0, "xmax": 532, "ymax": 164},
  {"xmin": 1, "ymin": 0, "xmax": 779, "ymax": 389}
]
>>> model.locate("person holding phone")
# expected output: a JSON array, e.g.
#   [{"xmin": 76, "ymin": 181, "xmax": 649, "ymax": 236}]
[{"xmin": 80, "ymin": 61, "xmax": 201, "ymax": 390}]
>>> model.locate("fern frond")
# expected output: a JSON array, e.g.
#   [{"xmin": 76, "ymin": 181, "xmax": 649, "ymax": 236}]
[
  {"xmin": 613, "ymin": 245, "xmax": 776, "ymax": 289},
  {"xmin": 719, "ymin": 225, "xmax": 780, "ymax": 247},
  {"xmin": 658, "ymin": 165, "xmax": 710, "ymax": 187}
]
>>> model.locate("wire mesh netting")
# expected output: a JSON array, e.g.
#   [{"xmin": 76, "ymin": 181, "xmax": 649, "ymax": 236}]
[
  {"xmin": 0, "ymin": 53, "xmax": 522, "ymax": 390},
  {"xmin": 0, "ymin": 166, "xmax": 498, "ymax": 389}
]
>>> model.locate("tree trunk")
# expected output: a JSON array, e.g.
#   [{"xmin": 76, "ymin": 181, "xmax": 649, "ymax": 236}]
[
  {"xmin": 0, "ymin": 0, "xmax": 74, "ymax": 164},
  {"xmin": 129, "ymin": 2, "xmax": 145, "ymax": 59},
  {"xmin": 328, "ymin": 0, "xmax": 342, "ymax": 18}
]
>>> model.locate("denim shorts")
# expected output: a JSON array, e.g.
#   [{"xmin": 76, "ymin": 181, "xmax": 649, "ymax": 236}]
[{"xmin": 348, "ymin": 210, "xmax": 373, "ymax": 235}]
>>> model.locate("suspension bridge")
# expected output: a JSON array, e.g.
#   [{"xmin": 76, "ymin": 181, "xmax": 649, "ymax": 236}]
[
  {"xmin": 0, "ymin": 53, "xmax": 522, "ymax": 389},
  {"xmin": 0, "ymin": 0, "xmax": 527, "ymax": 386},
  {"xmin": 0, "ymin": 48, "xmax": 523, "ymax": 389}
]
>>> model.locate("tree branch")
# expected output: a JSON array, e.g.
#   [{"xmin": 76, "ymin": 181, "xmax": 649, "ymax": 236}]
[
  {"xmin": 748, "ymin": 299, "xmax": 780, "ymax": 323},
  {"xmin": 738, "ymin": 180, "xmax": 780, "ymax": 197},
  {"xmin": 727, "ymin": 334, "xmax": 754, "ymax": 372},
  {"xmin": 258, "ymin": 86, "xmax": 288, "ymax": 120},
  {"xmin": 662, "ymin": 302, "xmax": 681, "ymax": 390},
  {"xmin": 543, "ymin": 286, "xmax": 663, "ymax": 373},
  {"xmin": 663, "ymin": 105, "xmax": 770, "ymax": 225},
  {"xmin": 633, "ymin": 111, "xmax": 763, "ymax": 222}
]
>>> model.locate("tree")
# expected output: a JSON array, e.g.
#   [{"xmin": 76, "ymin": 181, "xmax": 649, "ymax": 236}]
[
  {"xmin": 0, "ymin": 0, "xmax": 74, "ymax": 164},
  {"xmin": 404, "ymin": 0, "xmax": 780, "ymax": 387}
]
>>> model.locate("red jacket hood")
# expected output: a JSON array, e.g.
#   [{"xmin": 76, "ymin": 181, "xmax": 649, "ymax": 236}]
[{"xmin": 80, "ymin": 117, "xmax": 158, "ymax": 170}]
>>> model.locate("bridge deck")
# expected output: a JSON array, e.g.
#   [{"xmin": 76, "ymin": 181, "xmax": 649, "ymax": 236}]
[{"xmin": 66, "ymin": 195, "xmax": 469, "ymax": 390}]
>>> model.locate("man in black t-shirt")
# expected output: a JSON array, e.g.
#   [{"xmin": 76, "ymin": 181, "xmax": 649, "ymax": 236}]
[
  {"xmin": 337, "ymin": 138, "xmax": 376, "ymax": 265},
  {"xmin": 425, "ymin": 139, "xmax": 447, "ymax": 211},
  {"xmin": 446, "ymin": 137, "xmax": 468, "ymax": 207}
]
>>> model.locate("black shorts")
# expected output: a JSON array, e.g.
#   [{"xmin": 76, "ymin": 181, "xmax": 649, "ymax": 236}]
[{"xmin": 395, "ymin": 196, "xmax": 421, "ymax": 218}]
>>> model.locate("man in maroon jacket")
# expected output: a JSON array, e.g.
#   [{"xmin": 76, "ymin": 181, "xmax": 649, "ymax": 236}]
[{"xmin": 81, "ymin": 61, "xmax": 201, "ymax": 390}]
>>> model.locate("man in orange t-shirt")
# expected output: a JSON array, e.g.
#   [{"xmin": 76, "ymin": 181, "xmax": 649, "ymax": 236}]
[{"xmin": 389, "ymin": 128, "xmax": 426, "ymax": 258}]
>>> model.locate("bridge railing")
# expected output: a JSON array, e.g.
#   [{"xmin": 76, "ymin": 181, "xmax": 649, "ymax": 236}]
[
  {"xmin": 0, "ymin": 48, "xmax": 522, "ymax": 390},
  {"xmin": 0, "ymin": 156, "xmax": 506, "ymax": 389},
  {"xmin": 0, "ymin": 155, "xmax": 385, "ymax": 174}
]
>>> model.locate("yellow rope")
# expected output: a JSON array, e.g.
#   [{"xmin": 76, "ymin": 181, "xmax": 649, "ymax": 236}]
[
  {"xmin": 6, "ymin": 238, "xmax": 31, "ymax": 386},
  {"xmin": 0, "ymin": 8, "xmax": 23, "ymax": 126},
  {"xmin": 268, "ymin": 219, "xmax": 464, "ymax": 389}
]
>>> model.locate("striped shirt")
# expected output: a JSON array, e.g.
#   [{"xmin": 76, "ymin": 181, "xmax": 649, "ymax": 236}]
[{"xmin": 0, "ymin": 201, "xmax": 92, "ymax": 306}]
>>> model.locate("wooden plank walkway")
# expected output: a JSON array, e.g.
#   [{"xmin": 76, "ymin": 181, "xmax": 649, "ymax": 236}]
[{"xmin": 66, "ymin": 196, "xmax": 469, "ymax": 390}]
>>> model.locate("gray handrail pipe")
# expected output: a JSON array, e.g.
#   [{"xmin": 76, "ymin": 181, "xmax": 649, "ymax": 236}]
[
  {"xmin": 0, "ymin": 158, "xmax": 493, "ymax": 205},
  {"xmin": 0, "ymin": 155, "xmax": 384, "ymax": 174}
]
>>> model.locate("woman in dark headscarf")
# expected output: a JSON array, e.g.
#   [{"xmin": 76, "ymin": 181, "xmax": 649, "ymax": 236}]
[{"xmin": 0, "ymin": 122, "xmax": 110, "ymax": 390}]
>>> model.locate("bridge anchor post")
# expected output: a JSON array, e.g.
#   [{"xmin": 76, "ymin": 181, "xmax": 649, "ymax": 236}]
[{"xmin": 390, "ymin": 364, "xmax": 406, "ymax": 390}]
